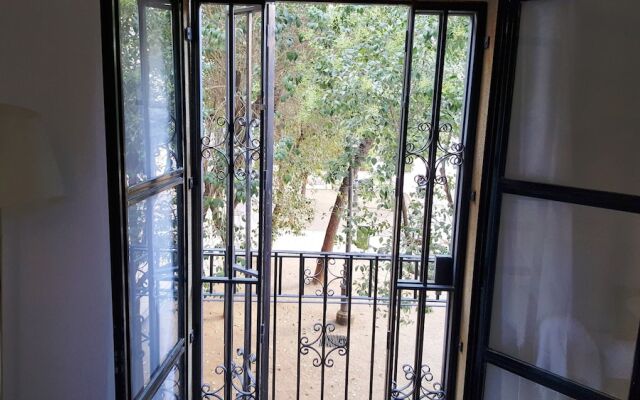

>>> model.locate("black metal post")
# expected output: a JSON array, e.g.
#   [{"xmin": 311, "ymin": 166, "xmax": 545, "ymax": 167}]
[
  {"xmin": 412, "ymin": 12, "xmax": 448, "ymax": 400},
  {"xmin": 242, "ymin": 9, "xmax": 254, "ymax": 394},
  {"xmin": 257, "ymin": 3, "xmax": 275, "ymax": 399},
  {"xmin": 223, "ymin": 5, "xmax": 236, "ymax": 399},
  {"xmin": 384, "ymin": 7, "xmax": 415, "ymax": 399}
]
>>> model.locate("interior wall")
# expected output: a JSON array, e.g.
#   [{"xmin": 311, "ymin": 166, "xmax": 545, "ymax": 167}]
[{"xmin": 0, "ymin": 0, "xmax": 115, "ymax": 398}]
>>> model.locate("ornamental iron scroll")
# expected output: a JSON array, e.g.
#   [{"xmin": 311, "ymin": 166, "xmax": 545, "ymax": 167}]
[
  {"xmin": 201, "ymin": 115, "xmax": 261, "ymax": 182},
  {"xmin": 406, "ymin": 122, "xmax": 464, "ymax": 187},
  {"xmin": 299, "ymin": 322, "xmax": 348, "ymax": 368},
  {"xmin": 391, "ymin": 364, "xmax": 445, "ymax": 400},
  {"xmin": 303, "ymin": 258, "xmax": 346, "ymax": 296},
  {"xmin": 202, "ymin": 348, "xmax": 257, "ymax": 400}
]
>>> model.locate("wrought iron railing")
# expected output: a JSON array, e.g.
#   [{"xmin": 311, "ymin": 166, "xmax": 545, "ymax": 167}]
[{"xmin": 201, "ymin": 249, "xmax": 451, "ymax": 400}]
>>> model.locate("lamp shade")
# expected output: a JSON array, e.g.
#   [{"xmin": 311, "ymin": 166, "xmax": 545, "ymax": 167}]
[{"xmin": 0, "ymin": 104, "xmax": 63, "ymax": 207}]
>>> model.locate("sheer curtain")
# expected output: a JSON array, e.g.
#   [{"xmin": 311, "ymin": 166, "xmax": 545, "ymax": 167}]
[{"xmin": 486, "ymin": 1, "xmax": 640, "ymax": 398}]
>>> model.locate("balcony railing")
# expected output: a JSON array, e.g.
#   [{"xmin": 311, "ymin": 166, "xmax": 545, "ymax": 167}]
[{"xmin": 201, "ymin": 249, "xmax": 452, "ymax": 400}]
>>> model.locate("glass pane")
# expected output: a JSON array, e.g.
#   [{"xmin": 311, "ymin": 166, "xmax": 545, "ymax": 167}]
[
  {"xmin": 401, "ymin": 13, "xmax": 439, "ymax": 280},
  {"xmin": 232, "ymin": 7, "xmax": 263, "ymax": 270},
  {"xmin": 152, "ymin": 358, "xmax": 184, "ymax": 400},
  {"xmin": 484, "ymin": 364, "xmax": 573, "ymax": 400},
  {"xmin": 120, "ymin": 0, "xmax": 179, "ymax": 186},
  {"xmin": 431, "ymin": 14, "xmax": 472, "ymax": 257},
  {"xmin": 128, "ymin": 187, "xmax": 181, "ymax": 396},
  {"xmin": 400, "ymin": 13, "xmax": 472, "ymax": 281},
  {"xmin": 200, "ymin": 3, "xmax": 229, "ymax": 250},
  {"xmin": 489, "ymin": 194, "xmax": 640, "ymax": 398},
  {"xmin": 505, "ymin": 0, "xmax": 640, "ymax": 195}
]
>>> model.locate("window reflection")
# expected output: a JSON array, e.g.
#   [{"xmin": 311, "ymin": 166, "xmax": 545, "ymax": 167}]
[
  {"xmin": 128, "ymin": 188, "xmax": 181, "ymax": 396},
  {"xmin": 120, "ymin": 1, "xmax": 179, "ymax": 186}
]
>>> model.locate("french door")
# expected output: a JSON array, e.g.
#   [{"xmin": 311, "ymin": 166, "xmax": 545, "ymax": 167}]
[
  {"xmin": 104, "ymin": 1, "xmax": 484, "ymax": 399},
  {"xmin": 102, "ymin": 0, "xmax": 189, "ymax": 398},
  {"xmin": 191, "ymin": 2, "xmax": 484, "ymax": 400},
  {"xmin": 192, "ymin": 2, "xmax": 275, "ymax": 399}
]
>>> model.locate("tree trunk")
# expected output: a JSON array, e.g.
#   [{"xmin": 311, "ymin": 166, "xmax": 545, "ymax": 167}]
[
  {"xmin": 439, "ymin": 163, "xmax": 454, "ymax": 209},
  {"xmin": 313, "ymin": 138, "xmax": 374, "ymax": 282}
]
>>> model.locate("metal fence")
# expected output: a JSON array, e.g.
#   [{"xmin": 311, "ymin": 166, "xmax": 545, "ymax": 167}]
[{"xmin": 201, "ymin": 249, "xmax": 451, "ymax": 400}]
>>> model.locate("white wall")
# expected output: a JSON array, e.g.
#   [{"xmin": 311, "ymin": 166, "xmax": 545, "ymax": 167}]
[{"xmin": 0, "ymin": 0, "xmax": 115, "ymax": 398}]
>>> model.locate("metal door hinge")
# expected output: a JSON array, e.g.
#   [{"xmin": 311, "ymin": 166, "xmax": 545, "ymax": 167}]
[
  {"xmin": 484, "ymin": 36, "xmax": 490, "ymax": 49},
  {"xmin": 458, "ymin": 341, "xmax": 464, "ymax": 353},
  {"xmin": 185, "ymin": 27, "xmax": 193, "ymax": 42},
  {"xmin": 188, "ymin": 176, "xmax": 194, "ymax": 190},
  {"xmin": 189, "ymin": 330, "xmax": 195, "ymax": 344},
  {"xmin": 471, "ymin": 190, "xmax": 477, "ymax": 202}
]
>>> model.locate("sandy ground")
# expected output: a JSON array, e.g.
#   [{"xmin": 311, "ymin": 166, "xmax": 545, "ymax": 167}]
[
  {"xmin": 201, "ymin": 293, "xmax": 447, "ymax": 399},
  {"xmin": 200, "ymin": 188, "xmax": 448, "ymax": 399}
]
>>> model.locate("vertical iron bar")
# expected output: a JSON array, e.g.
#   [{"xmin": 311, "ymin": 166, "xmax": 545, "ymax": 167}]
[
  {"xmin": 223, "ymin": 4, "xmax": 236, "ymax": 399},
  {"xmin": 278, "ymin": 257, "xmax": 283, "ymax": 295},
  {"xmin": 190, "ymin": 2, "xmax": 203, "ymax": 397},
  {"xmin": 296, "ymin": 253, "xmax": 304, "ymax": 400},
  {"xmin": 384, "ymin": 8, "xmax": 415, "ymax": 398},
  {"xmin": 394, "ymin": 296, "xmax": 401, "ymax": 381},
  {"xmin": 242, "ymin": 10, "xmax": 253, "ymax": 395},
  {"xmin": 271, "ymin": 253, "xmax": 279, "ymax": 400},
  {"xmin": 344, "ymin": 256, "xmax": 354, "ymax": 400},
  {"xmin": 320, "ymin": 254, "xmax": 329, "ymax": 400},
  {"xmin": 368, "ymin": 256, "xmax": 380, "ymax": 400},
  {"xmin": 244, "ymin": 9, "xmax": 253, "ymax": 269},
  {"xmin": 257, "ymin": 4, "xmax": 275, "ymax": 398},
  {"xmin": 414, "ymin": 259, "xmax": 419, "ymax": 300},
  {"xmin": 413, "ymin": 12, "xmax": 448, "ymax": 400},
  {"xmin": 367, "ymin": 259, "xmax": 373, "ymax": 297},
  {"xmin": 209, "ymin": 254, "xmax": 214, "ymax": 294}
]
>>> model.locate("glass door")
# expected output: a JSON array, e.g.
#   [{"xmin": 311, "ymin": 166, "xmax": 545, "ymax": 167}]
[
  {"xmin": 104, "ymin": 0, "xmax": 189, "ymax": 398},
  {"xmin": 193, "ymin": 2, "xmax": 275, "ymax": 399}
]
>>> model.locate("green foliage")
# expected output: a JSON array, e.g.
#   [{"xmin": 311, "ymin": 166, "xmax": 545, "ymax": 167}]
[{"xmin": 200, "ymin": 6, "xmax": 472, "ymax": 317}]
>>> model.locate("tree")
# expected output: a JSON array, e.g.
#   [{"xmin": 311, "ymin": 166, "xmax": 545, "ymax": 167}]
[{"xmin": 199, "ymin": 4, "xmax": 474, "ymax": 294}]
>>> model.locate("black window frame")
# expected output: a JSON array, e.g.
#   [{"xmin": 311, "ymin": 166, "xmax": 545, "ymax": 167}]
[
  {"xmin": 100, "ymin": 0, "xmax": 191, "ymax": 398},
  {"xmin": 464, "ymin": 1, "xmax": 640, "ymax": 399},
  {"xmin": 101, "ymin": 0, "xmax": 489, "ymax": 399},
  {"xmin": 383, "ymin": 4, "xmax": 487, "ymax": 400},
  {"xmin": 190, "ymin": 2, "xmax": 486, "ymax": 400}
]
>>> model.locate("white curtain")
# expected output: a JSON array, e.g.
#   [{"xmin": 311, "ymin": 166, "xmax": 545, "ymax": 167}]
[{"xmin": 487, "ymin": 0, "xmax": 640, "ymax": 398}]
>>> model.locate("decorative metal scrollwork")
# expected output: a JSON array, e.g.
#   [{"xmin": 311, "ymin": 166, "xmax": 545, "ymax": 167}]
[
  {"xmin": 202, "ymin": 348, "xmax": 257, "ymax": 400},
  {"xmin": 201, "ymin": 115, "xmax": 261, "ymax": 182},
  {"xmin": 391, "ymin": 364, "xmax": 445, "ymax": 400},
  {"xmin": 406, "ymin": 122, "xmax": 464, "ymax": 187},
  {"xmin": 303, "ymin": 258, "xmax": 345, "ymax": 296},
  {"xmin": 299, "ymin": 322, "xmax": 348, "ymax": 368}
]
